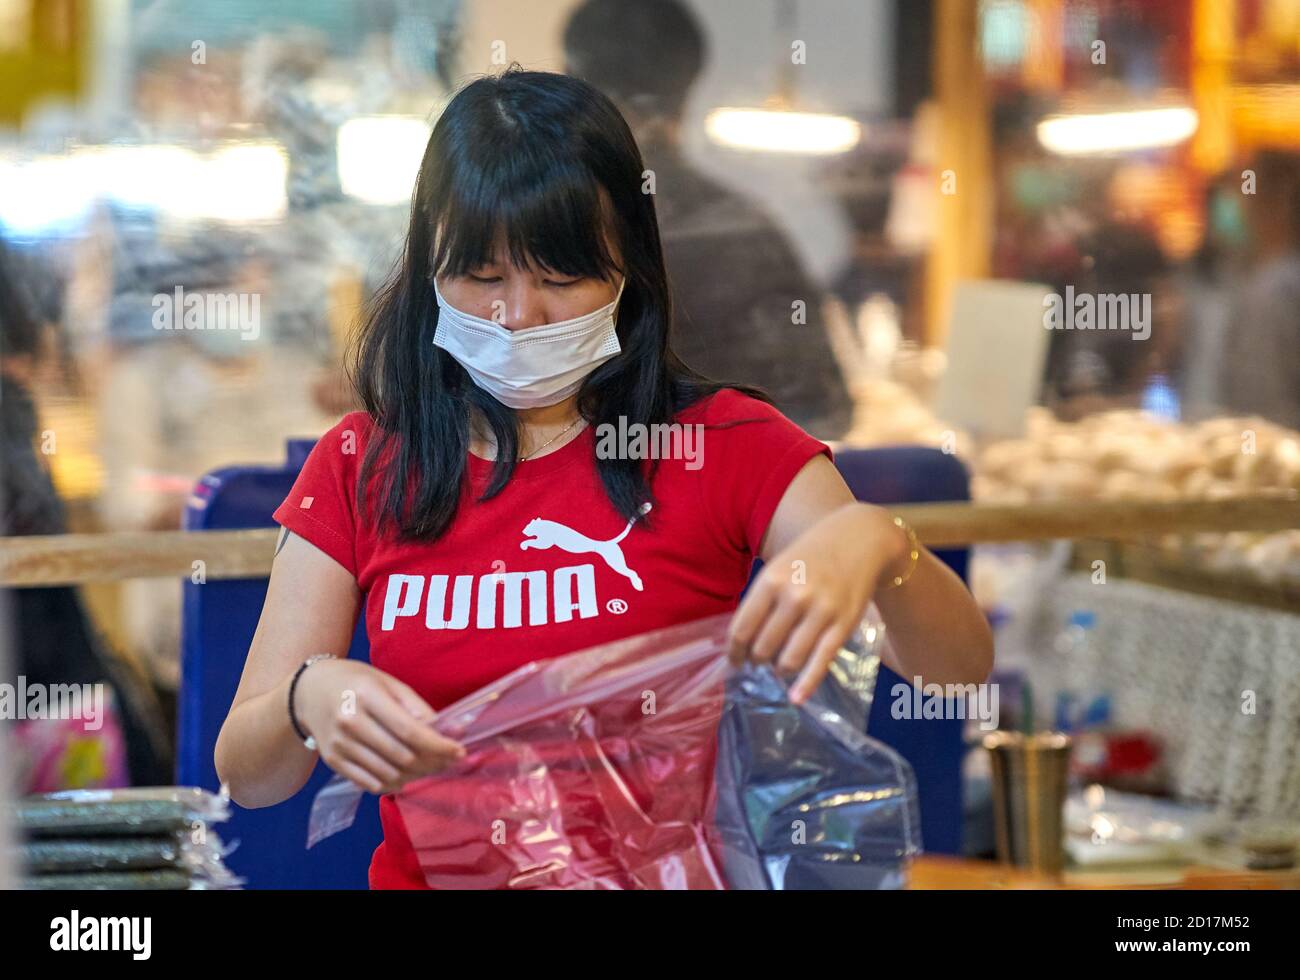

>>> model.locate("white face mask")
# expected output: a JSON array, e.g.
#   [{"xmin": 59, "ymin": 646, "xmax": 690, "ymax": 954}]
[{"xmin": 432, "ymin": 275, "xmax": 627, "ymax": 409}]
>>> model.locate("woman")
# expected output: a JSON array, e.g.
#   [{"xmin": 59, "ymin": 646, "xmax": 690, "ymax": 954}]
[{"xmin": 215, "ymin": 68, "xmax": 992, "ymax": 889}]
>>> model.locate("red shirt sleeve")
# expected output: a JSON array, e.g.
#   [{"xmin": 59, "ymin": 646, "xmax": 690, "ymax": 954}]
[
  {"xmin": 687, "ymin": 388, "xmax": 834, "ymax": 559},
  {"xmin": 271, "ymin": 412, "xmax": 373, "ymax": 578}
]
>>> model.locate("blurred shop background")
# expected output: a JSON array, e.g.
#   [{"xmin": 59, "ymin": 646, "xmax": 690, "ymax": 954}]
[{"xmin": 2, "ymin": 0, "xmax": 1300, "ymax": 869}]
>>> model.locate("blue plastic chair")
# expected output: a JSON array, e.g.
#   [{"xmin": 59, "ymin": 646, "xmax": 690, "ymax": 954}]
[
  {"xmin": 178, "ymin": 440, "xmax": 970, "ymax": 888},
  {"xmin": 178, "ymin": 440, "xmax": 382, "ymax": 889}
]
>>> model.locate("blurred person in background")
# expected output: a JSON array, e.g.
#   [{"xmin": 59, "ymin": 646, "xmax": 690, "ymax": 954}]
[
  {"xmin": 1217, "ymin": 150, "xmax": 1300, "ymax": 431},
  {"xmin": 563, "ymin": 0, "xmax": 854, "ymax": 440},
  {"xmin": 0, "ymin": 238, "xmax": 170, "ymax": 791},
  {"xmin": 95, "ymin": 216, "xmax": 331, "ymax": 695},
  {"xmin": 1175, "ymin": 171, "xmax": 1249, "ymax": 421},
  {"xmin": 236, "ymin": 28, "xmax": 438, "ymax": 416},
  {"xmin": 1039, "ymin": 217, "xmax": 1173, "ymax": 417}
]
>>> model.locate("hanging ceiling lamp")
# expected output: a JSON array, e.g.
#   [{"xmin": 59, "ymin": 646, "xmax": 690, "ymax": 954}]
[{"xmin": 705, "ymin": 0, "xmax": 862, "ymax": 155}]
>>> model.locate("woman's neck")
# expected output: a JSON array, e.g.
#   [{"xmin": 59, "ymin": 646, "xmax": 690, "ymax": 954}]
[
  {"xmin": 469, "ymin": 396, "xmax": 583, "ymax": 461},
  {"xmin": 516, "ymin": 397, "xmax": 580, "ymax": 429}
]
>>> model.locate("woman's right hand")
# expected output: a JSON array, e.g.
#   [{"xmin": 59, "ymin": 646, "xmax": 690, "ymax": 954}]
[{"xmin": 295, "ymin": 658, "xmax": 466, "ymax": 795}]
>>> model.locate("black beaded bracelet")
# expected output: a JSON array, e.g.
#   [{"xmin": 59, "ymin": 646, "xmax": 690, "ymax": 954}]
[{"xmin": 288, "ymin": 654, "xmax": 336, "ymax": 751}]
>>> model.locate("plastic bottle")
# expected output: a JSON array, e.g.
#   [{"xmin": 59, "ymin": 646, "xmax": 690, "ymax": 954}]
[
  {"xmin": 1052, "ymin": 610, "xmax": 1111, "ymax": 777},
  {"xmin": 1052, "ymin": 610, "xmax": 1094, "ymax": 732}
]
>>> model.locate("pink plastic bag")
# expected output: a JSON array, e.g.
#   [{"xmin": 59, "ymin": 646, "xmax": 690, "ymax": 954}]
[
  {"xmin": 394, "ymin": 614, "xmax": 731, "ymax": 888},
  {"xmin": 307, "ymin": 612, "xmax": 920, "ymax": 889}
]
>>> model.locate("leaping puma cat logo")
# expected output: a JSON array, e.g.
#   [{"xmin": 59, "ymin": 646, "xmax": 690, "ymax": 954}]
[{"xmin": 520, "ymin": 502, "xmax": 652, "ymax": 592}]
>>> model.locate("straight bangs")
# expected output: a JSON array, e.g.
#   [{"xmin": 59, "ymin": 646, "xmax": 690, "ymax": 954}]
[{"xmin": 428, "ymin": 140, "xmax": 623, "ymax": 286}]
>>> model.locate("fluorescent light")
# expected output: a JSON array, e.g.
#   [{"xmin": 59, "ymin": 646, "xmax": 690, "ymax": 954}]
[
  {"xmin": 704, "ymin": 108, "xmax": 862, "ymax": 154},
  {"xmin": 337, "ymin": 116, "xmax": 431, "ymax": 205},
  {"xmin": 1037, "ymin": 107, "xmax": 1198, "ymax": 156},
  {"xmin": 84, "ymin": 142, "xmax": 288, "ymax": 221},
  {"xmin": 84, "ymin": 145, "xmax": 198, "ymax": 214},
  {"xmin": 0, "ymin": 156, "xmax": 95, "ymax": 234},
  {"xmin": 181, "ymin": 143, "xmax": 288, "ymax": 222},
  {"xmin": 0, "ymin": 142, "xmax": 288, "ymax": 233}
]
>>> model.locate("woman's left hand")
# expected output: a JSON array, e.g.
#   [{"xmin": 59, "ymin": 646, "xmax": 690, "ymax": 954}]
[{"xmin": 727, "ymin": 502, "xmax": 908, "ymax": 704}]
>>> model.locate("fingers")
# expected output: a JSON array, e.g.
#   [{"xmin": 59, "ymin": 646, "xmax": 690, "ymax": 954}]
[
  {"xmin": 727, "ymin": 570, "xmax": 778, "ymax": 664},
  {"xmin": 789, "ymin": 623, "xmax": 849, "ymax": 705},
  {"xmin": 340, "ymin": 709, "xmax": 418, "ymax": 772},
  {"xmin": 327, "ymin": 705, "xmax": 417, "ymax": 792},
  {"xmin": 364, "ymin": 691, "xmax": 466, "ymax": 775},
  {"xmin": 750, "ymin": 593, "xmax": 805, "ymax": 668},
  {"xmin": 380, "ymin": 673, "xmax": 437, "ymax": 724},
  {"xmin": 730, "ymin": 563, "xmax": 844, "ymax": 704},
  {"xmin": 334, "ymin": 736, "xmax": 404, "ymax": 788},
  {"xmin": 773, "ymin": 603, "xmax": 836, "ymax": 677},
  {"xmin": 317, "ymin": 676, "xmax": 467, "ymax": 793},
  {"xmin": 378, "ymin": 675, "xmax": 468, "ymax": 760},
  {"xmin": 331, "ymin": 756, "xmax": 386, "ymax": 795}
]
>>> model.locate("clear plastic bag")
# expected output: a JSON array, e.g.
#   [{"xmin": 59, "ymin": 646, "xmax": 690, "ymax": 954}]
[
  {"xmin": 18, "ymin": 786, "xmax": 232, "ymax": 837},
  {"xmin": 307, "ymin": 613, "xmax": 920, "ymax": 889},
  {"xmin": 812, "ymin": 606, "xmax": 886, "ymax": 733},
  {"xmin": 14, "ymin": 786, "xmax": 242, "ymax": 889}
]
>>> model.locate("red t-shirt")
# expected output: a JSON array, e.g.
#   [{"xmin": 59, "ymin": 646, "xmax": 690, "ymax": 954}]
[{"xmin": 272, "ymin": 387, "xmax": 831, "ymax": 888}]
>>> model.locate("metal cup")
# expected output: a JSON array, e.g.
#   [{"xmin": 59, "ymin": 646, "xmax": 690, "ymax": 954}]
[{"xmin": 983, "ymin": 731, "xmax": 1072, "ymax": 875}]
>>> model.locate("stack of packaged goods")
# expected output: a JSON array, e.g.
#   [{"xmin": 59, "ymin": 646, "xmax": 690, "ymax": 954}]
[{"xmin": 11, "ymin": 787, "xmax": 241, "ymax": 890}]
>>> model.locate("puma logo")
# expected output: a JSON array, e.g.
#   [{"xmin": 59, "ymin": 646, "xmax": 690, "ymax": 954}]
[{"xmin": 520, "ymin": 502, "xmax": 651, "ymax": 592}]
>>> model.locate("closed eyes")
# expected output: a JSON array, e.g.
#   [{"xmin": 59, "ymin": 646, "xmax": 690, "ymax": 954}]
[{"xmin": 467, "ymin": 273, "xmax": 582, "ymax": 288}]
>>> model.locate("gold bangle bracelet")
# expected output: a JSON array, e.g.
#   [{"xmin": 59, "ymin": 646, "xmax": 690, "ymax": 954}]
[{"xmin": 882, "ymin": 515, "xmax": 920, "ymax": 590}]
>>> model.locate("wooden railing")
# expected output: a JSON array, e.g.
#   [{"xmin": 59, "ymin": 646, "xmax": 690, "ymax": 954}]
[{"xmin": 2, "ymin": 494, "xmax": 1298, "ymax": 587}]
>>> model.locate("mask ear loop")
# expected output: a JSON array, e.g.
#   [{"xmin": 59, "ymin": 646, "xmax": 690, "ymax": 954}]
[{"xmin": 608, "ymin": 275, "xmax": 629, "ymax": 337}]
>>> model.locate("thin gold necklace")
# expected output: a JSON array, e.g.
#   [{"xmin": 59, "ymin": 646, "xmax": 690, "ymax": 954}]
[{"xmin": 518, "ymin": 416, "xmax": 585, "ymax": 462}]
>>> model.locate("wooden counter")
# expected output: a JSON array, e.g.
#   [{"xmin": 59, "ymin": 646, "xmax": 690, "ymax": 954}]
[{"xmin": 907, "ymin": 855, "xmax": 1300, "ymax": 889}]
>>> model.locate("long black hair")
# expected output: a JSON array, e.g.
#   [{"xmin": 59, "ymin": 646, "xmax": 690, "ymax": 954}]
[
  {"xmin": 0, "ymin": 238, "xmax": 42, "ymax": 361},
  {"xmin": 351, "ymin": 66, "xmax": 769, "ymax": 542}
]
